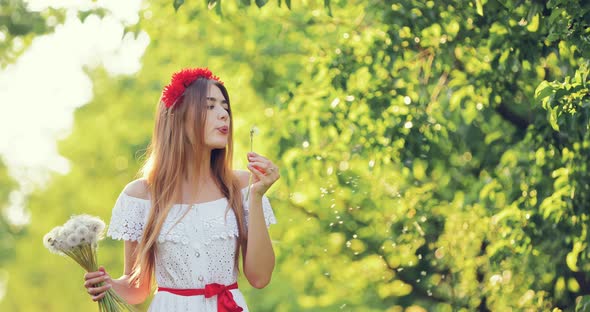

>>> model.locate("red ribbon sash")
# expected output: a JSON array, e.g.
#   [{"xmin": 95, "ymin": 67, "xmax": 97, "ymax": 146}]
[{"xmin": 158, "ymin": 282, "xmax": 243, "ymax": 312}]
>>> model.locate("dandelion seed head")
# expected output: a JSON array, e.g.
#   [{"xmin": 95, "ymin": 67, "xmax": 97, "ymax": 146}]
[
  {"xmin": 66, "ymin": 234, "xmax": 81, "ymax": 248},
  {"xmin": 250, "ymin": 126, "xmax": 259, "ymax": 136},
  {"xmin": 43, "ymin": 228, "xmax": 62, "ymax": 254},
  {"xmin": 76, "ymin": 225, "xmax": 89, "ymax": 237}
]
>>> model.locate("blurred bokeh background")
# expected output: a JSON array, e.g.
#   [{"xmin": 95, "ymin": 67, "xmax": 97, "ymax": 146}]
[{"xmin": 0, "ymin": 0, "xmax": 589, "ymax": 311}]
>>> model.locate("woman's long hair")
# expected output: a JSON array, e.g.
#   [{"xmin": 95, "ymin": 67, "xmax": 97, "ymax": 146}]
[{"xmin": 129, "ymin": 78, "xmax": 247, "ymax": 287}]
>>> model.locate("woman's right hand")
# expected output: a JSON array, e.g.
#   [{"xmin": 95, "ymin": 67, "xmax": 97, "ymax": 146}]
[{"xmin": 83, "ymin": 266, "xmax": 113, "ymax": 302}]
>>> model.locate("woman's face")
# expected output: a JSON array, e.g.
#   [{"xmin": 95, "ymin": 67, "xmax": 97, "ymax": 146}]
[{"xmin": 203, "ymin": 84, "xmax": 230, "ymax": 150}]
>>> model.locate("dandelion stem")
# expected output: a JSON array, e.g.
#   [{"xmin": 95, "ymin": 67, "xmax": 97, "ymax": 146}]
[{"xmin": 246, "ymin": 127, "xmax": 255, "ymax": 201}]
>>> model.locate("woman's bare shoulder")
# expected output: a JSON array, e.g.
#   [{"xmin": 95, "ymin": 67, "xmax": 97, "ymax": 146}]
[
  {"xmin": 123, "ymin": 178, "xmax": 150, "ymax": 200},
  {"xmin": 234, "ymin": 170, "xmax": 250, "ymax": 189}
]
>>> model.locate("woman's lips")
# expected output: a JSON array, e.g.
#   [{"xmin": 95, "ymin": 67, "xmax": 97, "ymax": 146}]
[{"xmin": 217, "ymin": 127, "xmax": 228, "ymax": 134}]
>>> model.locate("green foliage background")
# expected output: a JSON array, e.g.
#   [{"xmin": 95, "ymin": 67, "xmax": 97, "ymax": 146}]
[{"xmin": 1, "ymin": 0, "xmax": 589, "ymax": 311}]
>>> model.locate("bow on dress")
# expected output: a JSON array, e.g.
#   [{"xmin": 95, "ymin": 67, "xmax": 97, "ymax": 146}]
[{"xmin": 204, "ymin": 283, "xmax": 243, "ymax": 312}]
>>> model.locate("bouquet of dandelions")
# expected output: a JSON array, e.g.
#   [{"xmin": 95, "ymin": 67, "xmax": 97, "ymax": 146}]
[{"xmin": 43, "ymin": 214, "xmax": 135, "ymax": 312}]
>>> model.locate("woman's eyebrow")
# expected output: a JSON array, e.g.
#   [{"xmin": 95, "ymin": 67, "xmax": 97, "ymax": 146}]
[{"xmin": 206, "ymin": 96, "xmax": 228, "ymax": 104}]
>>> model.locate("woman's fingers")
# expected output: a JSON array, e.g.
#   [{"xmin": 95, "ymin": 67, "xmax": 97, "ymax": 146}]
[
  {"xmin": 248, "ymin": 161, "xmax": 270, "ymax": 173},
  {"xmin": 246, "ymin": 153, "xmax": 280, "ymax": 196},
  {"xmin": 247, "ymin": 153, "xmax": 280, "ymax": 173},
  {"xmin": 90, "ymin": 284, "xmax": 112, "ymax": 301},
  {"xmin": 92, "ymin": 291, "xmax": 107, "ymax": 302},
  {"xmin": 84, "ymin": 274, "xmax": 110, "ymax": 288},
  {"xmin": 249, "ymin": 162, "xmax": 279, "ymax": 182},
  {"xmin": 84, "ymin": 270, "xmax": 105, "ymax": 280},
  {"xmin": 88, "ymin": 283, "xmax": 112, "ymax": 295},
  {"xmin": 247, "ymin": 152, "xmax": 272, "ymax": 165},
  {"xmin": 84, "ymin": 267, "xmax": 112, "ymax": 301},
  {"xmin": 88, "ymin": 283, "xmax": 112, "ymax": 302},
  {"xmin": 247, "ymin": 160, "xmax": 277, "ymax": 171}
]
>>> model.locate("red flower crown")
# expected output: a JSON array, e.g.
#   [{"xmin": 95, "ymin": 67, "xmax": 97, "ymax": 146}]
[{"xmin": 162, "ymin": 67, "xmax": 224, "ymax": 109}]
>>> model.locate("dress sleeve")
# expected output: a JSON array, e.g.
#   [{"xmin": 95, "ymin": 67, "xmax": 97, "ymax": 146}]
[
  {"xmin": 243, "ymin": 189, "xmax": 277, "ymax": 229},
  {"xmin": 106, "ymin": 191, "xmax": 150, "ymax": 242}
]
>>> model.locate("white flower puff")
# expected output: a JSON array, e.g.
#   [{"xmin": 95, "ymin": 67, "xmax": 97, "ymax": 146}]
[{"xmin": 43, "ymin": 214, "xmax": 106, "ymax": 254}]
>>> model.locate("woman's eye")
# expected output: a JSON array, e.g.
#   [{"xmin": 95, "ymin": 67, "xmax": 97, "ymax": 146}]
[{"xmin": 208, "ymin": 105, "xmax": 215, "ymax": 110}]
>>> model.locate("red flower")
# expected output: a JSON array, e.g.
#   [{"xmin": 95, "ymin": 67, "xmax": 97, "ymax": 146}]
[{"xmin": 162, "ymin": 67, "xmax": 224, "ymax": 108}]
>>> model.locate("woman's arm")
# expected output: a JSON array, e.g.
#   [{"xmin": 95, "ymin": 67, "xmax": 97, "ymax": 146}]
[
  {"xmin": 84, "ymin": 240, "xmax": 151, "ymax": 304},
  {"xmin": 111, "ymin": 240, "xmax": 152, "ymax": 304},
  {"xmin": 243, "ymin": 193, "xmax": 276, "ymax": 288},
  {"xmin": 238, "ymin": 152, "xmax": 280, "ymax": 289}
]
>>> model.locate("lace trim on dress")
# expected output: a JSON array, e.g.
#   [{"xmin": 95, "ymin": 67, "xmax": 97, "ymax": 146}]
[
  {"xmin": 107, "ymin": 192, "xmax": 149, "ymax": 242},
  {"xmin": 201, "ymin": 208, "xmax": 240, "ymax": 245},
  {"xmin": 201, "ymin": 192, "xmax": 277, "ymax": 245},
  {"xmin": 244, "ymin": 194, "xmax": 277, "ymax": 230},
  {"xmin": 158, "ymin": 204, "xmax": 191, "ymax": 245},
  {"xmin": 106, "ymin": 192, "xmax": 190, "ymax": 245},
  {"xmin": 107, "ymin": 188, "xmax": 277, "ymax": 244}
]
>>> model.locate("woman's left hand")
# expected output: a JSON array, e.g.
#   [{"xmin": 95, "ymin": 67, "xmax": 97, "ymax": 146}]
[{"xmin": 247, "ymin": 152, "xmax": 280, "ymax": 197}]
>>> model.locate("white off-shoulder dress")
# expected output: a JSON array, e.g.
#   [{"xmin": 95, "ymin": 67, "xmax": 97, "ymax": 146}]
[{"xmin": 106, "ymin": 187, "xmax": 277, "ymax": 312}]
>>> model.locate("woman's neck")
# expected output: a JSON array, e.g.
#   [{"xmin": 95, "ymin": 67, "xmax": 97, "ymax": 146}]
[{"xmin": 179, "ymin": 150, "xmax": 220, "ymax": 202}]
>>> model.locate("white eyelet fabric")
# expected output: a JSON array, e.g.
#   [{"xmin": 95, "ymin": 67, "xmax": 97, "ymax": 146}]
[{"xmin": 106, "ymin": 187, "xmax": 276, "ymax": 312}]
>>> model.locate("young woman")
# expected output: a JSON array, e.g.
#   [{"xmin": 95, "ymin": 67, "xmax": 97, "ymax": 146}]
[{"xmin": 83, "ymin": 68, "xmax": 279, "ymax": 311}]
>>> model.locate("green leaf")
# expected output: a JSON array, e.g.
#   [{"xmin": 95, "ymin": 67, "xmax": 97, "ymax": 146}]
[
  {"xmin": 566, "ymin": 241, "xmax": 583, "ymax": 272},
  {"xmin": 548, "ymin": 107, "xmax": 560, "ymax": 131},
  {"xmin": 475, "ymin": 0, "xmax": 484, "ymax": 16},
  {"xmin": 204, "ymin": 0, "xmax": 223, "ymax": 16},
  {"xmin": 581, "ymin": 62, "xmax": 589, "ymax": 88},
  {"xmin": 325, "ymin": 0, "xmax": 333, "ymax": 16},
  {"xmin": 255, "ymin": 0, "xmax": 268, "ymax": 8},
  {"xmin": 535, "ymin": 81, "xmax": 555, "ymax": 102},
  {"xmin": 215, "ymin": 0, "xmax": 223, "ymax": 16},
  {"xmin": 285, "ymin": 0, "xmax": 291, "ymax": 9},
  {"xmin": 526, "ymin": 3, "xmax": 540, "ymax": 22},
  {"xmin": 413, "ymin": 159, "xmax": 427, "ymax": 181},
  {"xmin": 240, "ymin": 0, "xmax": 251, "ymax": 5},
  {"xmin": 173, "ymin": 0, "xmax": 185, "ymax": 11},
  {"xmin": 576, "ymin": 296, "xmax": 590, "ymax": 312}
]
